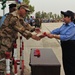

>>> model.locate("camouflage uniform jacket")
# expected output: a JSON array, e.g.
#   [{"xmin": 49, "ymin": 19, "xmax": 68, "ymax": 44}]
[{"xmin": 0, "ymin": 10, "xmax": 34, "ymax": 60}]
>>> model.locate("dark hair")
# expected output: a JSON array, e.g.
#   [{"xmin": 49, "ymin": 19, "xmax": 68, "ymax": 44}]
[
  {"xmin": 64, "ymin": 15, "xmax": 74, "ymax": 21},
  {"xmin": 71, "ymin": 16, "xmax": 74, "ymax": 21},
  {"xmin": 9, "ymin": 3, "xmax": 16, "ymax": 9},
  {"xmin": 73, "ymin": 19, "xmax": 75, "ymax": 24}
]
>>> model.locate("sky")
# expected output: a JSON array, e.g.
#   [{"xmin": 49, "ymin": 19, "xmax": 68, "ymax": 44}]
[
  {"xmin": 29, "ymin": 0, "xmax": 75, "ymax": 16},
  {"xmin": 0, "ymin": 0, "xmax": 75, "ymax": 16}
]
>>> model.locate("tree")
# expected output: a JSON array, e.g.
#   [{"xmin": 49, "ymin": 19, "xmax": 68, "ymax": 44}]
[
  {"xmin": 41, "ymin": 11, "xmax": 47, "ymax": 18},
  {"xmin": 23, "ymin": 0, "xmax": 34, "ymax": 14},
  {"xmin": 48, "ymin": 12, "xmax": 52, "ymax": 19},
  {"xmin": 35, "ymin": 11, "xmax": 41, "ymax": 18},
  {"xmin": 53, "ymin": 14, "xmax": 57, "ymax": 19},
  {"xmin": 23, "ymin": 0, "xmax": 30, "ymax": 4}
]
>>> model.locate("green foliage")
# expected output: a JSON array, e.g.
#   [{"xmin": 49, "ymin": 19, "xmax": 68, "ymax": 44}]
[
  {"xmin": 35, "ymin": 11, "xmax": 47, "ymax": 18},
  {"xmin": 23, "ymin": 0, "xmax": 34, "ymax": 14},
  {"xmin": 35, "ymin": 11, "xmax": 41, "ymax": 18},
  {"xmin": 35, "ymin": 11, "xmax": 64, "ymax": 21},
  {"xmin": 1, "ymin": 4, "xmax": 6, "ymax": 10},
  {"xmin": 23, "ymin": 0, "xmax": 30, "ymax": 4},
  {"xmin": 1, "ymin": 0, "xmax": 7, "ymax": 10}
]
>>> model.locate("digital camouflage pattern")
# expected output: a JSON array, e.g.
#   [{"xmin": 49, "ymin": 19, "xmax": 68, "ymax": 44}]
[{"xmin": 0, "ymin": 10, "xmax": 35, "ymax": 74}]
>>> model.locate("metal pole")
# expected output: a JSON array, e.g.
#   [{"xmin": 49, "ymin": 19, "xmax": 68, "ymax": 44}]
[{"xmin": 5, "ymin": 52, "xmax": 11, "ymax": 75}]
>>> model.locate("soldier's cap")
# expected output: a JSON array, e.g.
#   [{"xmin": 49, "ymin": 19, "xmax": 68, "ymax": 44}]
[
  {"xmin": 61, "ymin": 10, "xmax": 74, "ymax": 17},
  {"xmin": 19, "ymin": 3, "xmax": 30, "ymax": 12},
  {"xmin": 9, "ymin": 3, "xmax": 16, "ymax": 9}
]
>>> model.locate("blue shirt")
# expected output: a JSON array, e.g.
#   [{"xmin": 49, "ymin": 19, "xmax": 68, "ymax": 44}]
[
  {"xmin": 51, "ymin": 22, "xmax": 75, "ymax": 41},
  {"xmin": 0, "ymin": 13, "xmax": 9, "ymax": 27}
]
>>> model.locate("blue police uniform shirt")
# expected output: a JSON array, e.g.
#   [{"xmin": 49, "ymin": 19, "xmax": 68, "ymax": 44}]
[{"xmin": 51, "ymin": 22, "xmax": 75, "ymax": 41}]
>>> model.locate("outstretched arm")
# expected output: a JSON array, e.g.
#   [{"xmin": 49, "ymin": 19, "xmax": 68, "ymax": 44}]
[{"xmin": 9, "ymin": 15, "xmax": 41, "ymax": 40}]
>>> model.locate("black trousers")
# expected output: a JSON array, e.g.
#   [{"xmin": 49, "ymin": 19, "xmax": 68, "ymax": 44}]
[{"xmin": 61, "ymin": 40, "xmax": 75, "ymax": 75}]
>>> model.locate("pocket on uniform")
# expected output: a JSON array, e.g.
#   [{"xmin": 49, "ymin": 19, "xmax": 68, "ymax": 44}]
[{"xmin": 1, "ymin": 37, "xmax": 12, "ymax": 48}]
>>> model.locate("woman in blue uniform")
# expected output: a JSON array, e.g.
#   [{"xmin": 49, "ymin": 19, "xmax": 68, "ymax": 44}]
[{"xmin": 46, "ymin": 10, "xmax": 75, "ymax": 75}]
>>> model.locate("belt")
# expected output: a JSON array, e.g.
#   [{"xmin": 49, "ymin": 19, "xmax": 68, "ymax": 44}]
[{"xmin": 61, "ymin": 40, "xmax": 75, "ymax": 42}]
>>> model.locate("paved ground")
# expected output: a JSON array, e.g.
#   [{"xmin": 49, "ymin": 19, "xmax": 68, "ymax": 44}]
[{"xmin": 17, "ymin": 22, "xmax": 65, "ymax": 75}]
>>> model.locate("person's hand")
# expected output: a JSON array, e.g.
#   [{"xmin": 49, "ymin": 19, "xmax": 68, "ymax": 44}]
[
  {"xmin": 31, "ymin": 34, "xmax": 41, "ymax": 40},
  {"xmin": 39, "ymin": 34, "xmax": 45, "ymax": 38},
  {"xmin": 37, "ymin": 32, "xmax": 47, "ymax": 39},
  {"xmin": 35, "ymin": 28, "xmax": 41, "ymax": 33},
  {"xmin": 38, "ymin": 33, "xmax": 46, "ymax": 38},
  {"xmin": 41, "ymin": 32, "xmax": 54, "ymax": 38},
  {"xmin": 46, "ymin": 33, "xmax": 54, "ymax": 38}
]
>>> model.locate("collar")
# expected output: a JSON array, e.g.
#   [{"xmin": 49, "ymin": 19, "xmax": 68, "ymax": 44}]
[
  {"xmin": 11, "ymin": 10, "xmax": 24, "ymax": 20},
  {"xmin": 63, "ymin": 22, "xmax": 74, "ymax": 26}
]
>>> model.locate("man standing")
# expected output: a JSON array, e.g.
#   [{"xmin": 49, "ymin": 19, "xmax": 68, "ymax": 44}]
[
  {"xmin": 35, "ymin": 17, "xmax": 41, "ymax": 28},
  {"xmin": 0, "ymin": 3, "xmax": 40, "ymax": 75},
  {"xmin": 0, "ymin": 3, "xmax": 17, "ymax": 27},
  {"xmin": 29, "ymin": 16, "xmax": 33, "ymax": 26}
]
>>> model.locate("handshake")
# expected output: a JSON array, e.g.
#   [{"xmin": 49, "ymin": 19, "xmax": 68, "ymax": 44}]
[{"xmin": 31, "ymin": 28, "xmax": 55, "ymax": 41}]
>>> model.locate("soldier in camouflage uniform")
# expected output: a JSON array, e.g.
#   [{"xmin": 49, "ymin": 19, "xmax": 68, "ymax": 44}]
[{"xmin": 0, "ymin": 3, "xmax": 40, "ymax": 75}]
